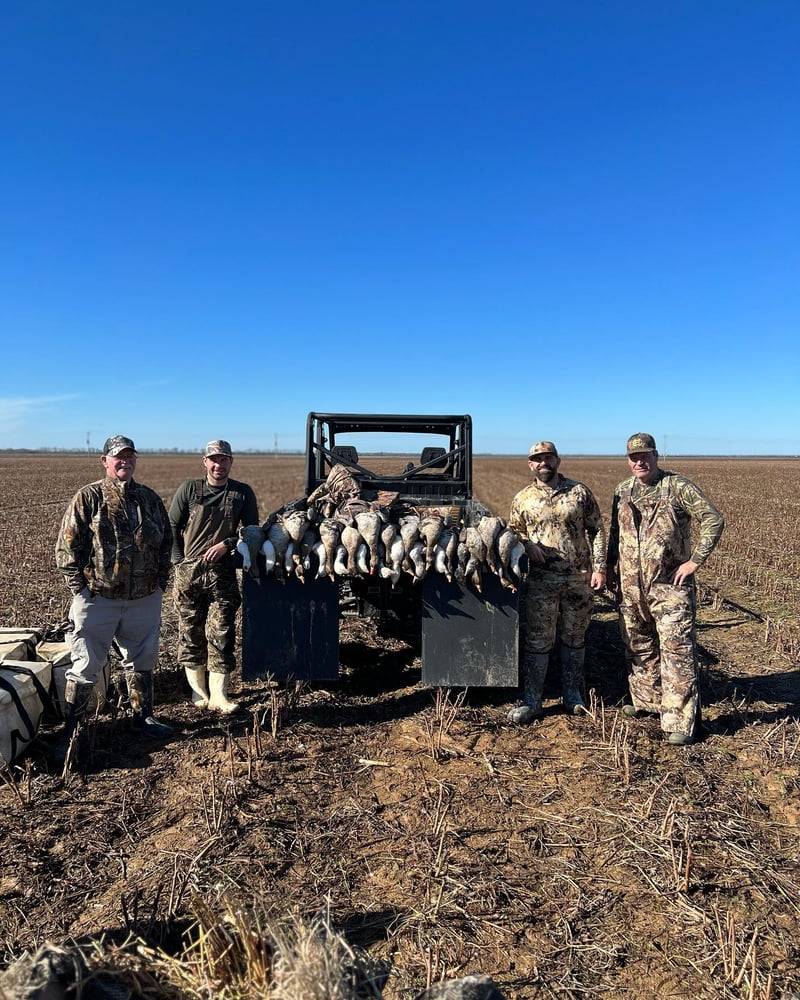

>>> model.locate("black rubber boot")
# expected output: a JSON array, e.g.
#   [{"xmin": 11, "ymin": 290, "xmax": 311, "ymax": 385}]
[
  {"xmin": 125, "ymin": 670, "xmax": 174, "ymax": 740},
  {"xmin": 53, "ymin": 680, "xmax": 94, "ymax": 768},
  {"xmin": 561, "ymin": 644, "xmax": 586, "ymax": 714},
  {"xmin": 507, "ymin": 652, "xmax": 549, "ymax": 724}
]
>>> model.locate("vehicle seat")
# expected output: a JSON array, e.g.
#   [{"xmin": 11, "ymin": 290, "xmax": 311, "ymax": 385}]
[{"xmin": 332, "ymin": 445, "xmax": 359, "ymax": 466}]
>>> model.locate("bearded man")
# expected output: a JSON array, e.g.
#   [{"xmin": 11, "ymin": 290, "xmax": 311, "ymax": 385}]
[{"xmin": 507, "ymin": 441, "xmax": 607, "ymax": 723}]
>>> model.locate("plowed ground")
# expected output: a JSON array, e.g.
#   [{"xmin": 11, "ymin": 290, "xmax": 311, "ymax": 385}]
[{"xmin": 0, "ymin": 454, "xmax": 797, "ymax": 999}]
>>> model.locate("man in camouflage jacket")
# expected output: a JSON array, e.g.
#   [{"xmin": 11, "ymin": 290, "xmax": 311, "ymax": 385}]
[
  {"xmin": 606, "ymin": 433, "xmax": 724, "ymax": 746},
  {"xmin": 54, "ymin": 435, "xmax": 173, "ymax": 766},
  {"xmin": 507, "ymin": 441, "xmax": 607, "ymax": 723},
  {"xmin": 168, "ymin": 440, "xmax": 259, "ymax": 714}
]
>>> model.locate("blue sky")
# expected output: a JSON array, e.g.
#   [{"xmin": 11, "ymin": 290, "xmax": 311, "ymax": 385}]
[{"xmin": 1, "ymin": 1, "xmax": 797, "ymax": 454}]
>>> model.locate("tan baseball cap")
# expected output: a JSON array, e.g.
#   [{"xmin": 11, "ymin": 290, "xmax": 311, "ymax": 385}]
[{"xmin": 528, "ymin": 441, "xmax": 559, "ymax": 459}]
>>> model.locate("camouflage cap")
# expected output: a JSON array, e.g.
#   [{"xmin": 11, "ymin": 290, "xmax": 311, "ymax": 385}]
[
  {"xmin": 102, "ymin": 435, "xmax": 136, "ymax": 457},
  {"xmin": 203, "ymin": 439, "xmax": 233, "ymax": 458},
  {"xmin": 626, "ymin": 433, "xmax": 657, "ymax": 455},
  {"xmin": 528, "ymin": 441, "xmax": 559, "ymax": 459}
]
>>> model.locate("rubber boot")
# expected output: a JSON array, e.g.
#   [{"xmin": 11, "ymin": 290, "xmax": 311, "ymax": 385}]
[
  {"xmin": 561, "ymin": 644, "xmax": 586, "ymax": 715},
  {"xmin": 126, "ymin": 670, "xmax": 174, "ymax": 739},
  {"xmin": 208, "ymin": 671, "xmax": 241, "ymax": 714},
  {"xmin": 53, "ymin": 680, "xmax": 94, "ymax": 768},
  {"xmin": 507, "ymin": 652, "xmax": 549, "ymax": 725},
  {"xmin": 184, "ymin": 666, "xmax": 209, "ymax": 708}
]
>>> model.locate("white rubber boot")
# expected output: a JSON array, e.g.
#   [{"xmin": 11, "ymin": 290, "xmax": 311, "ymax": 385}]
[
  {"xmin": 208, "ymin": 671, "xmax": 241, "ymax": 714},
  {"xmin": 184, "ymin": 666, "xmax": 209, "ymax": 708}
]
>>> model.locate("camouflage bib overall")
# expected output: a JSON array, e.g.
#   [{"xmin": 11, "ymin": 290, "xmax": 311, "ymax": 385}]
[
  {"xmin": 174, "ymin": 480, "xmax": 241, "ymax": 674},
  {"xmin": 617, "ymin": 480, "xmax": 699, "ymax": 736}
]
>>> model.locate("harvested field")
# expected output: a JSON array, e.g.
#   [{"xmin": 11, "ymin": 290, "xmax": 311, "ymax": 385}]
[{"xmin": 0, "ymin": 453, "xmax": 798, "ymax": 998}]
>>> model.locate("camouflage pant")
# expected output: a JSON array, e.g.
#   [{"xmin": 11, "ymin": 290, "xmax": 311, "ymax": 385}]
[
  {"xmin": 619, "ymin": 579, "xmax": 698, "ymax": 736},
  {"xmin": 173, "ymin": 560, "xmax": 241, "ymax": 674},
  {"xmin": 523, "ymin": 571, "xmax": 595, "ymax": 654}
]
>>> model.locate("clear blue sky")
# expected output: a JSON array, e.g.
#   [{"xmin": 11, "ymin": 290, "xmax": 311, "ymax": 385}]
[{"xmin": 1, "ymin": 2, "xmax": 797, "ymax": 455}]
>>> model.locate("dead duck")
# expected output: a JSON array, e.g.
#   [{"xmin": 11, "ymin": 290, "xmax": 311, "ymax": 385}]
[
  {"xmin": 340, "ymin": 524, "xmax": 362, "ymax": 575},
  {"xmin": 261, "ymin": 537, "xmax": 277, "ymax": 576},
  {"xmin": 311, "ymin": 540, "xmax": 327, "ymax": 579},
  {"xmin": 433, "ymin": 526, "xmax": 459, "ymax": 582},
  {"xmin": 477, "ymin": 515, "xmax": 505, "ymax": 576},
  {"xmin": 498, "ymin": 527, "xmax": 527, "ymax": 590},
  {"xmin": 419, "ymin": 513, "xmax": 446, "ymax": 571},
  {"xmin": 408, "ymin": 539, "xmax": 426, "ymax": 582},
  {"xmin": 455, "ymin": 539, "xmax": 470, "ymax": 585},
  {"xmin": 497, "ymin": 527, "xmax": 525, "ymax": 591},
  {"xmin": 266, "ymin": 520, "xmax": 292, "ymax": 582},
  {"xmin": 293, "ymin": 532, "xmax": 313, "ymax": 583},
  {"xmin": 318, "ymin": 519, "xmax": 342, "ymax": 581},
  {"xmin": 355, "ymin": 510, "xmax": 383, "ymax": 575},
  {"xmin": 333, "ymin": 543, "xmax": 349, "ymax": 577},
  {"xmin": 464, "ymin": 527, "xmax": 488, "ymax": 591},
  {"xmin": 236, "ymin": 524, "xmax": 266, "ymax": 580},
  {"xmin": 399, "ymin": 520, "xmax": 419, "ymax": 573}
]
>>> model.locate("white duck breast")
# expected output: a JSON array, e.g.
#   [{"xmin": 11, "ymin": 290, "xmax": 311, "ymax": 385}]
[
  {"xmin": 312, "ymin": 540, "xmax": 327, "ymax": 579},
  {"xmin": 236, "ymin": 539, "xmax": 253, "ymax": 574},
  {"xmin": 283, "ymin": 542, "xmax": 295, "ymax": 577},
  {"xmin": 418, "ymin": 514, "xmax": 444, "ymax": 570},
  {"xmin": 409, "ymin": 539, "xmax": 426, "ymax": 581},
  {"xmin": 388, "ymin": 535, "xmax": 404, "ymax": 575},
  {"xmin": 261, "ymin": 538, "xmax": 277, "ymax": 575},
  {"xmin": 355, "ymin": 541, "xmax": 371, "ymax": 576},
  {"xmin": 434, "ymin": 526, "xmax": 458, "ymax": 582},
  {"xmin": 333, "ymin": 543, "xmax": 349, "ymax": 577}
]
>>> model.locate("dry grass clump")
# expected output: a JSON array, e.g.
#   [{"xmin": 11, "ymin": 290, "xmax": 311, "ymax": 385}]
[{"xmin": 92, "ymin": 903, "xmax": 386, "ymax": 1000}]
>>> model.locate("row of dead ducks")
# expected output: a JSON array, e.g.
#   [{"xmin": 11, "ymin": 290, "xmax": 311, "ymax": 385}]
[{"xmin": 236, "ymin": 508, "xmax": 527, "ymax": 592}]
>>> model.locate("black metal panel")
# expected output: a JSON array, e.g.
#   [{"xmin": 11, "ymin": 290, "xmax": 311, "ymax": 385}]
[
  {"xmin": 242, "ymin": 573, "xmax": 340, "ymax": 682},
  {"xmin": 421, "ymin": 573, "xmax": 519, "ymax": 687}
]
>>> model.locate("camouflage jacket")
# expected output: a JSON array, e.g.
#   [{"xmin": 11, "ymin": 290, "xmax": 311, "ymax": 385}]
[
  {"xmin": 606, "ymin": 470, "xmax": 724, "ymax": 581},
  {"xmin": 169, "ymin": 477, "xmax": 259, "ymax": 564},
  {"xmin": 55, "ymin": 478, "xmax": 172, "ymax": 599},
  {"xmin": 509, "ymin": 475, "xmax": 607, "ymax": 575}
]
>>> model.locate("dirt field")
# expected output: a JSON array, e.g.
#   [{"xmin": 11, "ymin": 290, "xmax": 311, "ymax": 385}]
[{"xmin": 0, "ymin": 453, "xmax": 798, "ymax": 998}]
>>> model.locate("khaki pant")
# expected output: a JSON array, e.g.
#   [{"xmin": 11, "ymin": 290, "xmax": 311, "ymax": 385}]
[{"xmin": 66, "ymin": 587, "xmax": 163, "ymax": 685}]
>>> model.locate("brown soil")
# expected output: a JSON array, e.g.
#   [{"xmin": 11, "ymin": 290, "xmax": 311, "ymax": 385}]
[{"xmin": 0, "ymin": 454, "xmax": 798, "ymax": 999}]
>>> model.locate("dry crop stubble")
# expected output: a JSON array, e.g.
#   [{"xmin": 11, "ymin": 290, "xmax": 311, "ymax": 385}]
[{"xmin": 0, "ymin": 453, "xmax": 797, "ymax": 999}]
